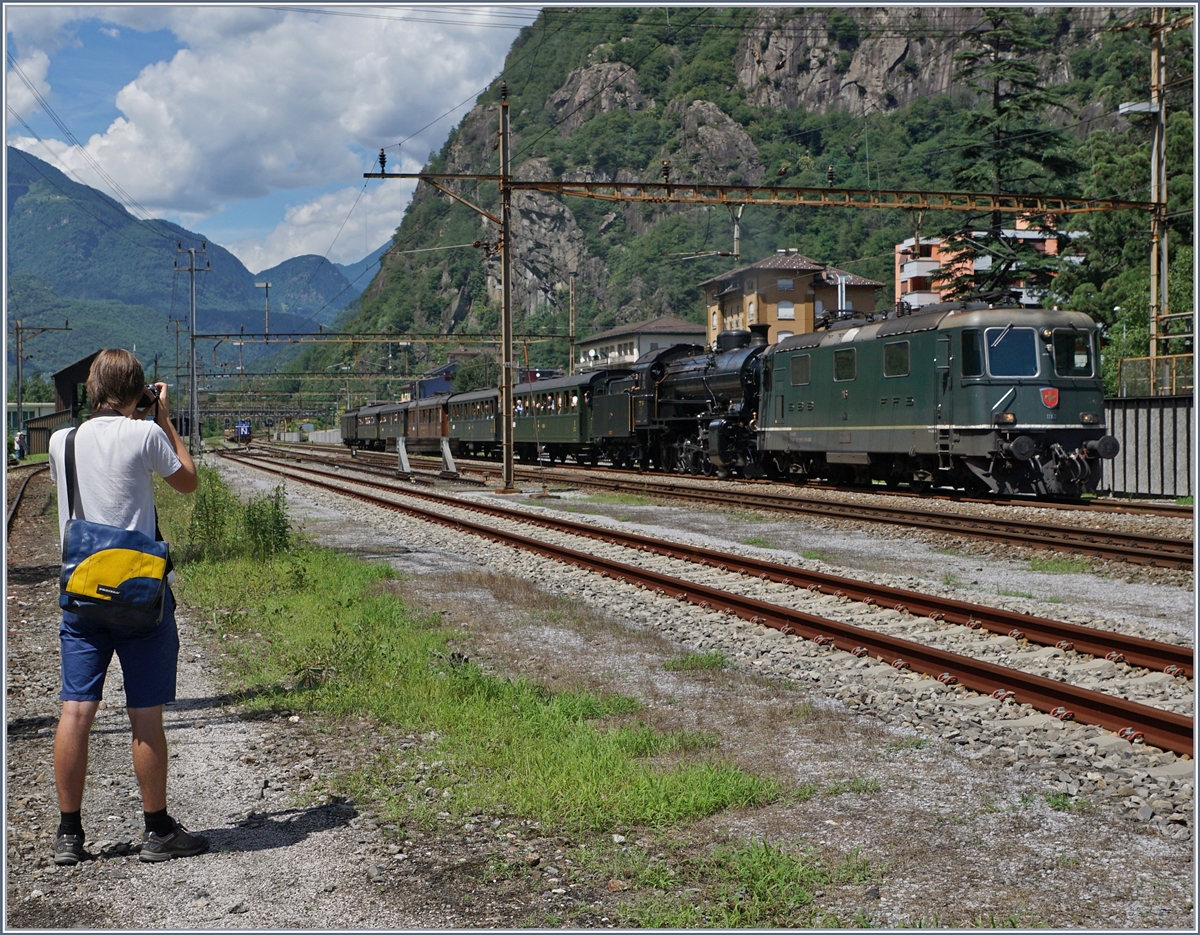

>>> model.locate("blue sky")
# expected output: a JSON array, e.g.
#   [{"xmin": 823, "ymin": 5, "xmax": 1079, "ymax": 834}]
[{"xmin": 6, "ymin": 4, "xmax": 537, "ymax": 270}]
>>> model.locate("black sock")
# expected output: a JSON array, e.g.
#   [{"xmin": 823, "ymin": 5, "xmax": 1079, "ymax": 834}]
[
  {"xmin": 144, "ymin": 808, "xmax": 174, "ymax": 837},
  {"xmin": 58, "ymin": 810, "xmax": 83, "ymax": 839}
]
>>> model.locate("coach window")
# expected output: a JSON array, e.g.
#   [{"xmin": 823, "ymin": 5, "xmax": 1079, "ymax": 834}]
[
  {"xmin": 883, "ymin": 340, "xmax": 910, "ymax": 377},
  {"xmin": 1052, "ymin": 329, "xmax": 1093, "ymax": 377},
  {"xmin": 961, "ymin": 329, "xmax": 984, "ymax": 377},
  {"xmin": 985, "ymin": 326, "xmax": 1039, "ymax": 377},
  {"xmin": 833, "ymin": 348, "xmax": 856, "ymax": 381},
  {"xmin": 789, "ymin": 353, "xmax": 811, "ymax": 386}
]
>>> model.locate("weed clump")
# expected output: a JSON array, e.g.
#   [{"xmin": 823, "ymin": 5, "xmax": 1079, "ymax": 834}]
[{"xmin": 180, "ymin": 467, "xmax": 291, "ymax": 561}]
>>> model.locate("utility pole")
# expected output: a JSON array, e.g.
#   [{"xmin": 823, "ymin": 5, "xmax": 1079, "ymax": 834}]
[
  {"xmin": 498, "ymin": 83, "xmax": 516, "ymax": 491},
  {"xmin": 1147, "ymin": 6, "xmax": 1168, "ymax": 394},
  {"xmin": 255, "ymin": 281, "xmax": 271, "ymax": 342},
  {"xmin": 568, "ymin": 274, "xmax": 575, "ymax": 376},
  {"xmin": 174, "ymin": 243, "xmax": 209, "ymax": 454},
  {"xmin": 10, "ymin": 318, "xmax": 70, "ymax": 434},
  {"xmin": 364, "ymin": 85, "xmax": 517, "ymax": 492}
]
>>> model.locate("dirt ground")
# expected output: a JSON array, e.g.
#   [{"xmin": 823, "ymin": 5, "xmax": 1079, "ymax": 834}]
[{"xmin": 4, "ymin": 465, "xmax": 1196, "ymax": 929}]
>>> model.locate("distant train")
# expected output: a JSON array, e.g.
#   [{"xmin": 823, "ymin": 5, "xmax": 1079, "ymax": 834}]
[
  {"xmin": 234, "ymin": 420, "xmax": 253, "ymax": 445},
  {"xmin": 341, "ymin": 303, "xmax": 1120, "ymax": 497}
]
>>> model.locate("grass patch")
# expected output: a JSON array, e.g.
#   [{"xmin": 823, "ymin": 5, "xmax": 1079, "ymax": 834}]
[
  {"xmin": 586, "ymin": 492, "xmax": 656, "ymax": 508},
  {"xmin": 825, "ymin": 777, "xmax": 882, "ymax": 796},
  {"xmin": 615, "ymin": 841, "xmax": 876, "ymax": 928},
  {"xmin": 169, "ymin": 473, "xmax": 777, "ymax": 835},
  {"xmin": 996, "ymin": 586, "xmax": 1033, "ymax": 599},
  {"xmin": 1029, "ymin": 555, "xmax": 1092, "ymax": 575},
  {"xmin": 741, "ymin": 536, "xmax": 776, "ymax": 549},
  {"xmin": 941, "ymin": 572, "xmax": 962, "ymax": 587},
  {"xmin": 800, "ymin": 550, "xmax": 830, "ymax": 562},
  {"xmin": 730, "ymin": 511, "xmax": 766, "ymax": 522},
  {"xmin": 1043, "ymin": 792, "xmax": 1095, "ymax": 814},
  {"xmin": 180, "ymin": 548, "xmax": 776, "ymax": 831},
  {"xmin": 886, "ymin": 736, "xmax": 928, "ymax": 752},
  {"xmin": 1176, "ymin": 496, "xmax": 1193, "ymax": 506},
  {"xmin": 663, "ymin": 652, "xmax": 729, "ymax": 672}
]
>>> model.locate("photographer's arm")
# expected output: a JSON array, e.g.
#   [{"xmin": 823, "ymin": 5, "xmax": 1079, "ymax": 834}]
[{"xmin": 153, "ymin": 382, "xmax": 198, "ymax": 494}]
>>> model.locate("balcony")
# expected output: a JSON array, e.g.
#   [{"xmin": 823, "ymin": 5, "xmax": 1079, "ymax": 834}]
[{"xmin": 899, "ymin": 259, "xmax": 941, "ymax": 282}]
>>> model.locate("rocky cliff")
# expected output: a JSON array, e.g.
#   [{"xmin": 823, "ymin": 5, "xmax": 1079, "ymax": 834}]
[{"xmin": 334, "ymin": 5, "xmax": 1151, "ymax": 371}]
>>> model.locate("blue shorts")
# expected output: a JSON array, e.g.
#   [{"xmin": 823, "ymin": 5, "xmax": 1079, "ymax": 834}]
[{"xmin": 59, "ymin": 588, "xmax": 179, "ymax": 709}]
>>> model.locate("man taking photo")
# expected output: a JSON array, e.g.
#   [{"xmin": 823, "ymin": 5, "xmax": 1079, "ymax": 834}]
[{"xmin": 47, "ymin": 348, "xmax": 206, "ymax": 865}]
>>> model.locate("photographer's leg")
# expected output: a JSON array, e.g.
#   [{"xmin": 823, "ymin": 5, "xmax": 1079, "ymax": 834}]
[
  {"xmin": 128, "ymin": 705, "xmax": 168, "ymax": 812},
  {"xmin": 54, "ymin": 700, "xmax": 100, "ymax": 812}
]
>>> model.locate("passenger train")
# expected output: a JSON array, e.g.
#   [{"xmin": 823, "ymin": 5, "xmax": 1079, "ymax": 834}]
[{"xmin": 341, "ymin": 303, "xmax": 1119, "ymax": 497}]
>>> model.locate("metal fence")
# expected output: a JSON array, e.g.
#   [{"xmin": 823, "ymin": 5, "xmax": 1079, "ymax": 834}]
[{"xmin": 1103, "ymin": 395, "xmax": 1194, "ymax": 498}]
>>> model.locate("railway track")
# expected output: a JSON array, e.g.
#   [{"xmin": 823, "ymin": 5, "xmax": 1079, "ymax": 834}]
[
  {"xmin": 223, "ymin": 448, "xmax": 1194, "ymax": 756},
  {"xmin": 6, "ymin": 465, "xmax": 49, "ymax": 535},
  {"xmin": 299, "ymin": 446, "xmax": 1192, "ymax": 570},
  {"xmin": 265, "ymin": 441, "xmax": 1193, "ymax": 518}
]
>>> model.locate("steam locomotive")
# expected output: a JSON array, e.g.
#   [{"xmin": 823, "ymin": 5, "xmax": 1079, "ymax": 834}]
[{"xmin": 341, "ymin": 303, "xmax": 1119, "ymax": 497}]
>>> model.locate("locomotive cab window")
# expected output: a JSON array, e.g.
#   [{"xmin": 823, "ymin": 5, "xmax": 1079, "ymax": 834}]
[
  {"xmin": 985, "ymin": 326, "xmax": 1038, "ymax": 377},
  {"xmin": 961, "ymin": 330, "xmax": 984, "ymax": 376},
  {"xmin": 833, "ymin": 348, "xmax": 856, "ymax": 382},
  {"xmin": 883, "ymin": 341, "xmax": 910, "ymax": 377},
  {"xmin": 789, "ymin": 353, "xmax": 811, "ymax": 386},
  {"xmin": 1052, "ymin": 329, "xmax": 1093, "ymax": 377}
]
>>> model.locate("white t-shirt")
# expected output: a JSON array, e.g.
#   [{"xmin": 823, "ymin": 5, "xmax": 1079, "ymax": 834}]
[{"xmin": 48, "ymin": 416, "xmax": 183, "ymax": 545}]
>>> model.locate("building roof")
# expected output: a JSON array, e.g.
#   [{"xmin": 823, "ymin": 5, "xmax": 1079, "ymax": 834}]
[
  {"xmin": 580, "ymin": 316, "xmax": 706, "ymax": 345},
  {"xmin": 699, "ymin": 252, "xmax": 883, "ymax": 288}
]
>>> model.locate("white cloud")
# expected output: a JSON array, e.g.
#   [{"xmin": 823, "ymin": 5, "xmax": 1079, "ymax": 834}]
[
  {"xmin": 6, "ymin": 5, "xmax": 525, "ymax": 255},
  {"xmin": 227, "ymin": 157, "xmax": 426, "ymax": 272},
  {"xmin": 100, "ymin": 27, "xmax": 119, "ymax": 39},
  {"xmin": 5, "ymin": 49, "xmax": 51, "ymax": 129}
]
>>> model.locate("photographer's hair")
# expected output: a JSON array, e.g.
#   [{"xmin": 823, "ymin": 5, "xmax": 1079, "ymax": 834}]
[{"xmin": 86, "ymin": 348, "xmax": 146, "ymax": 411}]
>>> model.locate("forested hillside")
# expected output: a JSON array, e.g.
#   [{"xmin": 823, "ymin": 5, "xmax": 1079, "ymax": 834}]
[
  {"xmin": 314, "ymin": 6, "xmax": 1192, "ymax": 390},
  {"xmin": 5, "ymin": 147, "xmax": 371, "ymax": 375}
]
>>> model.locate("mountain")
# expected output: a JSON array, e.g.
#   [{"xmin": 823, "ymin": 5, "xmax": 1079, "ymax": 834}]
[
  {"xmin": 334, "ymin": 241, "xmax": 392, "ymax": 294},
  {"xmin": 303, "ymin": 5, "xmax": 1185, "ymax": 378},
  {"xmin": 6, "ymin": 274, "xmax": 179, "ymax": 376},
  {"xmin": 252, "ymin": 255, "xmax": 357, "ymax": 327},
  {"xmin": 5, "ymin": 146, "xmax": 381, "ymax": 375},
  {"xmin": 6, "ymin": 144, "xmax": 330, "ymax": 364}
]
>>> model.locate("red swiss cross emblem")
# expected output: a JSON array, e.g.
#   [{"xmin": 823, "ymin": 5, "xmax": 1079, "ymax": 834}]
[{"xmin": 1040, "ymin": 387, "xmax": 1059, "ymax": 409}]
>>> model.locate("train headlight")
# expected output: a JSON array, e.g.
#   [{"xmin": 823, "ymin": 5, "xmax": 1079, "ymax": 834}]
[
  {"xmin": 1080, "ymin": 412, "xmax": 1099, "ymax": 424},
  {"xmin": 993, "ymin": 412, "xmax": 1017, "ymax": 425}
]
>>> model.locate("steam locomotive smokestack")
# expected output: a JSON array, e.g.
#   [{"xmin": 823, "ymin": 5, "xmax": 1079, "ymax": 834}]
[{"xmin": 748, "ymin": 324, "xmax": 770, "ymax": 346}]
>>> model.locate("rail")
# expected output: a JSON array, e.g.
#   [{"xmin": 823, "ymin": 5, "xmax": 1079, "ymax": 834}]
[{"xmin": 223, "ymin": 450, "xmax": 1193, "ymax": 756}]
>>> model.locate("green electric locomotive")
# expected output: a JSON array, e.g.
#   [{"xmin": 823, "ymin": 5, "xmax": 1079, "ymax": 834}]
[{"xmin": 759, "ymin": 304, "xmax": 1118, "ymax": 496}]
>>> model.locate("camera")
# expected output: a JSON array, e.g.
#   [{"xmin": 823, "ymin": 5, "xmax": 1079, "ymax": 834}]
[{"xmin": 136, "ymin": 384, "xmax": 159, "ymax": 412}]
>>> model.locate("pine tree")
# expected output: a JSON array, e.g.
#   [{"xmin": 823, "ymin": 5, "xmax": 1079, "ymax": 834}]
[{"xmin": 931, "ymin": 9, "xmax": 1080, "ymax": 304}]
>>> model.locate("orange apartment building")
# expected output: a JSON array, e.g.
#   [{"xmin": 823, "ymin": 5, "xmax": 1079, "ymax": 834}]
[
  {"xmin": 700, "ymin": 250, "xmax": 883, "ymax": 347},
  {"xmin": 895, "ymin": 221, "xmax": 1068, "ymax": 310}
]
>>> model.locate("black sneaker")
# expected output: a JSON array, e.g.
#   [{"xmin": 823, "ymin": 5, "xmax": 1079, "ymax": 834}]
[
  {"xmin": 139, "ymin": 821, "xmax": 209, "ymax": 862},
  {"xmin": 53, "ymin": 833, "xmax": 86, "ymax": 866}
]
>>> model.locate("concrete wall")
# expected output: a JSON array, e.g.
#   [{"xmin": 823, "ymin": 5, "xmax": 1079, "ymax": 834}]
[
  {"xmin": 306, "ymin": 429, "xmax": 342, "ymax": 444},
  {"xmin": 1103, "ymin": 396, "xmax": 1193, "ymax": 498}
]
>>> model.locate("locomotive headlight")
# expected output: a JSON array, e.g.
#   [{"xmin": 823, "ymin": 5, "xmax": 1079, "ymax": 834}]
[
  {"xmin": 1080, "ymin": 412, "xmax": 1099, "ymax": 424},
  {"xmin": 1040, "ymin": 327, "xmax": 1053, "ymax": 340},
  {"xmin": 994, "ymin": 412, "xmax": 1017, "ymax": 425}
]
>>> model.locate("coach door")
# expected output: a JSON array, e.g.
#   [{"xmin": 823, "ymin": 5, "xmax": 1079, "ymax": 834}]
[{"xmin": 934, "ymin": 334, "xmax": 953, "ymax": 463}]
